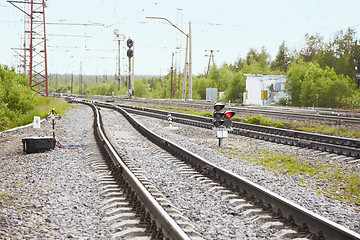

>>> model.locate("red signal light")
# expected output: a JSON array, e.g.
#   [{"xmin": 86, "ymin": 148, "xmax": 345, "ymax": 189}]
[{"xmin": 225, "ymin": 111, "xmax": 235, "ymax": 118}]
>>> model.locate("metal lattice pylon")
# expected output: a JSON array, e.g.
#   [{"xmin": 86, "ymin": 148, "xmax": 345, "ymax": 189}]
[{"xmin": 8, "ymin": 0, "xmax": 48, "ymax": 97}]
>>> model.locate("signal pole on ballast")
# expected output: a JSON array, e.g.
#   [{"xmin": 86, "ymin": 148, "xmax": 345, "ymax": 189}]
[{"xmin": 127, "ymin": 38, "xmax": 134, "ymax": 98}]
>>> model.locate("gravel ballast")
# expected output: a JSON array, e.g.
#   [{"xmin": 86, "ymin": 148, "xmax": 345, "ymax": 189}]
[
  {"xmin": 131, "ymin": 113, "xmax": 360, "ymax": 233},
  {"xmin": 0, "ymin": 104, "xmax": 112, "ymax": 239},
  {"xmin": 1, "ymin": 103, "xmax": 359, "ymax": 239},
  {"xmin": 100, "ymin": 107, "xmax": 360, "ymax": 238}
]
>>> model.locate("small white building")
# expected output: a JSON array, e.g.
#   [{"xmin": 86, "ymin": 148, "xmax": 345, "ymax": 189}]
[{"xmin": 244, "ymin": 74, "xmax": 288, "ymax": 105}]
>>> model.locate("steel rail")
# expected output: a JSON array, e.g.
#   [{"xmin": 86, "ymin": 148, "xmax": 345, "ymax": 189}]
[
  {"xmin": 116, "ymin": 104, "xmax": 360, "ymax": 158},
  {"xmin": 115, "ymin": 97, "xmax": 360, "ymax": 125},
  {"xmin": 91, "ymin": 100, "xmax": 360, "ymax": 240},
  {"xmin": 79, "ymin": 100, "xmax": 191, "ymax": 240},
  {"xmin": 61, "ymin": 94, "xmax": 360, "ymax": 124}
]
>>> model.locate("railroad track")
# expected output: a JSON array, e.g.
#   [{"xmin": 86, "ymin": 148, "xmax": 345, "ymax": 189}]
[
  {"xmin": 83, "ymin": 100, "xmax": 196, "ymax": 239},
  {"xmin": 63, "ymin": 94, "xmax": 360, "ymax": 126},
  {"xmin": 108, "ymin": 103, "xmax": 360, "ymax": 160},
  {"xmin": 113, "ymin": 97, "xmax": 360, "ymax": 126},
  {"xmin": 72, "ymin": 98, "xmax": 360, "ymax": 240}
]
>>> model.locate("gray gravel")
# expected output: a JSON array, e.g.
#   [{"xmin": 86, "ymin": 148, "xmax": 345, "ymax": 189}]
[
  {"xmin": 136, "ymin": 113, "xmax": 360, "ymax": 233},
  {"xmin": 1, "ymin": 103, "xmax": 359, "ymax": 239},
  {"xmin": 101, "ymin": 108, "xmax": 274, "ymax": 239},
  {"xmin": 0, "ymin": 104, "xmax": 112, "ymax": 239},
  {"xmin": 100, "ymin": 107, "xmax": 360, "ymax": 237}
]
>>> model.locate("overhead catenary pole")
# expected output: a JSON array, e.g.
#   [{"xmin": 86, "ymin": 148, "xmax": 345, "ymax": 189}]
[
  {"xmin": 71, "ymin": 73, "xmax": 73, "ymax": 94},
  {"xmin": 118, "ymin": 39, "xmax": 121, "ymax": 91},
  {"xmin": 174, "ymin": 67, "xmax": 177, "ymax": 96},
  {"xmin": 9, "ymin": 0, "xmax": 49, "ymax": 96},
  {"xmin": 146, "ymin": 16, "xmax": 192, "ymax": 101},
  {"xmin": 171, "ymin": 52, "xmax": 174, "ymax": 99},
  {"xmin": 79, "ymin": 61, "xmax": 83, "ymax": 95},
  {"xmin": 114, "ymin": 31, "xmax": 123, "ymax": 91},
  {"xmin": 188, "ymin": 21, "xmax": 192, "ymax": 100},
  {"xmin": 182, "ymin": 36, "xmax": 188, "ymax": 100}
]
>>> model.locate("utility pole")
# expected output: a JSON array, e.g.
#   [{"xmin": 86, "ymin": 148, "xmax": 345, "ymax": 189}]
[
  {"xmin": 146, "ymin": 17, "xmax": 192, "ymax": 101},
  {"xmin": 205, "ymin": 50, "xmax": 219, "ymax": 78},
  {"xmin": 117, "ymin": 39, "xmax": 121, "ymax": 91},
  {"xmin": 131, "ymin": 42, "xmax": 135, "ymax": 96},
  {"xmin": 79, "ymin": 61, "xmax": 83, "ymax": 95},
  {"xmin": 71, "ymin": 73, "xmax": 73, "ymax": 94},
  {"xmin": 114, "ymin": 30, "xmax": 123, "ymax": 91},
  {"xmin": 174, "ymin": 67, "xmax": 177, "ymax": 96},
  {"xmin": 8, "ymin": 0, "xmax": 49, "ymax": 96},
  {"xmin": 182, "ymin": 36, "xmax": 188, "ymax": 100},
  {"xmin": 188, "ymin": 21, "xmax": 192, "ymax": 100},
  {"xmin": 171, "ymin": 52, "xmax": 174, "ymax": 98},
  {"xmin": 55, "ymin": 74, "xmax": 58, "ymax": 93}
]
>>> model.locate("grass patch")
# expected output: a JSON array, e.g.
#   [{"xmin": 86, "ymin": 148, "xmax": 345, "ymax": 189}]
[
  {"xmin": 244, "ymin": 149, "xmax": 360, "ymax": 204},
  {"xmin": 5, "ymin": 97, "xmax": 75, "ymax": 131},
  {"xmin": 135, "ymin": 104, "xmax": 360, "ymax": 138},
  {"xmin": 241, "ymin": 115, "xmax": 360, "ymax": 138},
  {"xmin": 0, "ymin": 193, "xmax": 15, "ymax": 207},
  {"xmin": 247, "ymin": 150, "xmax": 318, "ymax": 176}
]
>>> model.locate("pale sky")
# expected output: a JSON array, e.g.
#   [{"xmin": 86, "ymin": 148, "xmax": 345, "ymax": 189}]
[{"xmin": 1, "ymin": 0, "xmax": 359, "ymax": 76}]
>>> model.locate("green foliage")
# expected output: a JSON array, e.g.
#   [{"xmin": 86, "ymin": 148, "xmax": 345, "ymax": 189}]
[
  {"xmin": 207, "ymin": 64, "xmax": 247, "ymax": 102},
  {"xmin": 271, "ymin": 41, "xmax": 293, "ymax": 73},
  {"xmin": 300, "ymin": 28, "xmax": 360, "ymax": 78},
  {"xmin": 192, "ymin": 75, "xmax": 213, "ymax": 100},
  {"xmin": 245, "ymin": 116, "xmax": 262, "ymax": 125},
  {"xmin": 285, "ymin": 60, "xmax": 355, "ymax": 108},
  {"xmin": 46, "ymin": 27, "xmax": 360, "ymax": 109},
  {"xmin": 0, "ymin": 65, "xmax": 40, "ymax": 131},
  {"xmin": 245, "ymin": 150, "xmax": 360, "ymax": 203},
  {"xmin": 248, "ymin": 150, "xmax": 318, "ymax": 176},
  {"xmin": 87, "ymin": 82, "xmax": 116, "ymax": 96},
  {"xmin": 224, "ymin": 71, "xmax": 246, "ymax": 102},
  {"xmin": 0, "ymin": 65, "xmax": 73, "ymax": 131},
  {"xmin": 134, "ymin": 79, "xmax": 150, "ymax": 98},
  {"xmin": 243, "ymin": 115, "xmax": 281, "ymax": 127}
]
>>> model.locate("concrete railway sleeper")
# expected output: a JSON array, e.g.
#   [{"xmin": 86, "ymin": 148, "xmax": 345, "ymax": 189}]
[
  {"xmin": 82, "ymin": 100, "xmax": 193, "ymax": 240},
  {"xmin": 72, "ymin": 98, "xmax": 360, "ymax": 240},
  {"xmin": 114, "ymin": 103, "xmax": 360, "ymax": 158}
]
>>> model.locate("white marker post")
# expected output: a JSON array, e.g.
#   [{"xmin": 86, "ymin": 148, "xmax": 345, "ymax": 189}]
[
  {"xmin": 33, "ymin": 116, "xmax": 41, "ymax": 129},
  {"xmin": 216, "ymin": 128, "xmax": 228, "ymax": 147}
]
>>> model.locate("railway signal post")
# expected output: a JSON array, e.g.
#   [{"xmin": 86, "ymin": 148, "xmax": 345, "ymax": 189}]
[
  {"xmin": 127, "ymin": 38, "xmax": 134, "ymax": 98},
  {"xmin": 212, "ymin": 102, "xmax": 235, "ymax": 147}
]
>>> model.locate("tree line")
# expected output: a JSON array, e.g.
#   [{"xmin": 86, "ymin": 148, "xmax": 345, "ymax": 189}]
[{"xmin": 48, "ymin": 27, "xmax": 360, "ymax": 108}]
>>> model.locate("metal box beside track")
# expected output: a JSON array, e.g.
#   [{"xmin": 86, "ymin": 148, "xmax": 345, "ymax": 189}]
[{"xmin": 22, "ymin": 136, "xmax": 55, "ymax": 154}]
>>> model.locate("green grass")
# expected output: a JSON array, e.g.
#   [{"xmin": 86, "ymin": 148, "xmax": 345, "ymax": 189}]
[
  {"xmin": 243, "ymin": 149, "xmax": 360, "ymax": 204},
  {"xmin": 135, "ymin": 104, "xmax": 360, "ymax": 138},
  {"xmin": 5, "ymin": 97, "xmax": 75, "ymax": 131},
  {"xmin": 239, "ymin": 115, "xmax": 360, "ymax": 139},
  {"xmin": 247, "ymin": 150, "xmax": 319, "ymax": 176},
  {"xmin": 0, "ymin": 193, "xmax": 15, "ymax": 208}
]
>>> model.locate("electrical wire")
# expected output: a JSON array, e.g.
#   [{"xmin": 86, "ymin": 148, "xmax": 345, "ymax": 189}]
[{"xmin": 56, "ymin": 140, "xmax": 104, "ymax": 149}]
